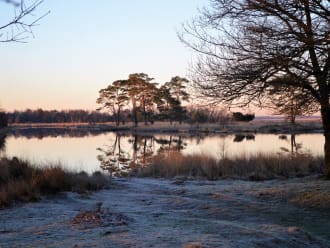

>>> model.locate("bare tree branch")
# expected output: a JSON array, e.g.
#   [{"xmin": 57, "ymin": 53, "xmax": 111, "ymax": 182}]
[
  {"xmin": 180, "ymin": 0, "xmax": 330, "ymax": 176},
  {"xmin": 0, "ymin": 0, "xmax": 49, "ymax": 43}
]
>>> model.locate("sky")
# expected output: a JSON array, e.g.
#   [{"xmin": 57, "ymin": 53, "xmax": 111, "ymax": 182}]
[{"xmin": 0, "ymin": 0, "xmax": 210, "ymax": 111}]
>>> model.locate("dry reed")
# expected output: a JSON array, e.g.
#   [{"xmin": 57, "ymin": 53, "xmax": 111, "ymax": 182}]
[
  {"xmin": 0, "ymin": 157, "xmax": 110, "ymax": 208},
  {"xmin": 133, "ymin": 151, "xmax": 324, "ymax": 180}
]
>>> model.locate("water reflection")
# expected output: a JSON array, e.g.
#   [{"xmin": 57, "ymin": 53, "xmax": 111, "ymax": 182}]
[
  {"xmin": 154, "ymin": 136, "xmax": 187, "ymax": 153},
  {"xmin": 95, "ymin": 133, "xmax": 316, "ymax": 175},
  {"xmin": 278, "ymin": 134, "xmax": 303, "ymax": 155},
  {"xmin": 2, "ymin": 131, "xmax": 324, "ymax": 174},
  {"xmin": 0, "ymin": 133, "xmax": 6, "ymax": 157},
  {"xmin": 97, "ymin": 134, "xmax": 187, "ymax": 176},
  {"xmin": 7, "ymin": 128, "xmax": 104, "ymax": 139},
  {"xmin": 97, "ymin": 134, "xmax": 131, "ymax": 176},
  {"xmin": 233, "ymin": 134, "xmax": 255, "ymax": 142}
]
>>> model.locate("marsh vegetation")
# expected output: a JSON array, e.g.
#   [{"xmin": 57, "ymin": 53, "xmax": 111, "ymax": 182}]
[
  {"xmin": 0, "ymin": 157, "xmax": 110, "ymax": 208},
  {"xmin": 134, "ymin": 152, "xmax": 324, "ymax": 180}
]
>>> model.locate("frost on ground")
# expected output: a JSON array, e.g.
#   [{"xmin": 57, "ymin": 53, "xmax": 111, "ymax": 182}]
[{"xmin": 0, "ymin": 177, "xmax": 330, "ymax": 248}]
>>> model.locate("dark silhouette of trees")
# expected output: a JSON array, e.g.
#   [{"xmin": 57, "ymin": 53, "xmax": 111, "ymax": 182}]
[
  {"xmin": 97, "ymin": 80, "xmax": 129, "ymax": 126},
  {"xmin": 7, "ymin": 109, "xmax": 112, "ymax": 123},
  {"xmin": 164, "ymin": 76, "xmax": 189, "ymax": 124},
  {"xmin": 126, "ymin": 73, "xmax": 157, "ymax": 126},
  {"xmin": 156, "ymin": 76, "xmax": 190, "ymax": 124},
  {"xmin": 156, "ymin": 84, "xmax": 183, "ymax": 124},
  {"xmin": 130, "ymin": 74, "xmax": 158, "ymax": 125},
  {"xmin": 0, "ymin": 112, "xmax": 7, "ymax": 128},
  {"xmin": 180, "ymin": 0, "xmax": 330, "ymax": 177},
  {"xmin": 232, "ymin": 112, "xmax": 255, "ymax": 122},
  {"xmin": 0, "ymin": 0, "xmax": 49, "ymax": 43},
  {"xmin": 165, "ymin": 76, "xmax": 189, "ymax": 103},
  {"xmin": 98, "ymin": 74, "xmax": 189, "ymax": 126}
]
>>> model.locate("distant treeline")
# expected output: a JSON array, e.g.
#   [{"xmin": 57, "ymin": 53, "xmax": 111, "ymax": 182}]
[
  {"xmin": 4, "ymin": 108, "xmax": 254, "ymax": 125},
  {"xmin": 7, "ymin": 109, "xmax": 112, "ymax": 124},
  {"xmin": 0, "ymin": 112, "xmax": 7, "ymax": 128}
]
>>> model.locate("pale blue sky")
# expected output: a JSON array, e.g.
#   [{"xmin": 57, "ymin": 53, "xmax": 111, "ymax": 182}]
[{"xmin": 0, "ymin": 0, "xmax": 208, "ymax": 111}]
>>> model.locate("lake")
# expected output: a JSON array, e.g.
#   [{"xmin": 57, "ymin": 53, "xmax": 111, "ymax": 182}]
[{"xmin": 1, "ymin": 129, "xmax": 324, "ymax": 174}]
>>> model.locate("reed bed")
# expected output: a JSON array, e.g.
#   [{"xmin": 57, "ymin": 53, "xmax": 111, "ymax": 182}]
[
  {"xmin": 134, "ymin": 151, "xmax": 324, "ymax": 180},
  {"xmin": 0, "ymin": 157, "xmax": 110, "ymax": 208}
]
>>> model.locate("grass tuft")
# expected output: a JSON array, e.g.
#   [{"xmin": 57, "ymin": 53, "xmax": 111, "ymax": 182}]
[{"xmin": 0, "ymin": 157, "xmax": 111, "ymax": 208}]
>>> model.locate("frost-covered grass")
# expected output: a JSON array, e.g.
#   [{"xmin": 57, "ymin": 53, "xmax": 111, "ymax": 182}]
[
  {"xmin": 0, "ymin": 157, "xmax": 110, "ymax": 208},
  {"xmin": 134, "ymin": 151, "xmax": 324, "ymax": 180}
]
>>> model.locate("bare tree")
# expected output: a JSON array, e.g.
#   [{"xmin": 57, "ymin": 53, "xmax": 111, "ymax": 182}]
[
  {"xmin": 180, "ymin": 0, "xmax": 330, "ymax": 177},
  {"xmin": 0, "ymin": 0, "xmax": 49, "ymax": 42}
]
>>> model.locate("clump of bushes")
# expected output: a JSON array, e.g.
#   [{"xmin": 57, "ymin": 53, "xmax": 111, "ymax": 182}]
[
  {"xmin": 133, "ymin": 151, "xmax": 323, "ymax": 180},
  {"xmin": 0, "ymin": 157, "xmax": 110, "ymax": 208},
  {"xmin": 232, "ymin": 112, "xmax": 255, "ymax": 122}
]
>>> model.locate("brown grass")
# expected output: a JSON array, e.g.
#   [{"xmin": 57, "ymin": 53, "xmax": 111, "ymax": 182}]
[
  {"xmin": 291, "ymin": 191, "xmax": 330, "ymax": 209},
  {"xmin": 133, "ymin": 151, "xmax": 324, "ymax": 180},
  {"xmin": 0, "ymin": 157, "xmax": 111, "ymax": 208}
]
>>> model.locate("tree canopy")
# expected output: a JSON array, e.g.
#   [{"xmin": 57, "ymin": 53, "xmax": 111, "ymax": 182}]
[{"xmin": 97, "ymin": 74, "xmax": 190, "ymax": 126}]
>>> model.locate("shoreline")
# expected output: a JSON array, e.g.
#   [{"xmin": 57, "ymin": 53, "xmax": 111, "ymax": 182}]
[{"xmin": 7, "ymin": 119, "xmax": 324, "ymax": 135}]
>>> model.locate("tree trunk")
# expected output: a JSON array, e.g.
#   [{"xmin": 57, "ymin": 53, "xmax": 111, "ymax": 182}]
[
  {"xmin": 115, "ymin": 109, "xmax": 120, "ymax": 126},
  {"xmin": 132, "ymin": 135, "xmax": 138, "ymax": 167},
  {"xmin": 290, "ymin": 134, "xmax": 297, "ymax": 156},
  {"xmin": 132, "ymin": 99, "xmax": 138, "ymax": 127},
  {"xmin": 321, "ymin": 106, "xmax": 330, "ymax": 178},
  {"xmin": 118, "ymin": 108, "xmax": 121, "ymax": 126},
  {"xmin": 143, "ymin": 105, "xmax": 147, "ymax": 125}
]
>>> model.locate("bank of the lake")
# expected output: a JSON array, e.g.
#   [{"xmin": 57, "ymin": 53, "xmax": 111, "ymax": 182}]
[{"xmin": 8, "ymin": 118, "xmax": 323, "ymax": 135}]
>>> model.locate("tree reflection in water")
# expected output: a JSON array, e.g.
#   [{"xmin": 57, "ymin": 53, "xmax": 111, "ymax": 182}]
[
  {"xmin": 97, "ymin": 134, "xmax": 131, "ymax": 177},
  {"xmin": 155, "ymin": 136, "xmax": 186, "ymax": 153},
  {"xmin": 97, "ymin": 134, "xmax": 187, "ymax": 176},
  {"xmin": 233, "ymin": 134, "xmax": 255, "ymax": 142},
  {"xmin": 278, "ymin": 134, "xmax": 303, "ymax": 155},
  {"xmin": 128, "ymin": 135, "xmax": 155, "ymax": 172},
  {"xmin": 0, "ymin": 134, "xmax": 6, "ymax": 157}
]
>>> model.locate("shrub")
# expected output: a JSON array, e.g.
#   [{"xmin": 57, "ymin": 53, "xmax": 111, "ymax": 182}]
[
  {"xmin": 232, "ymin": 112, "xmax": 255, "ymax": 122},
  {"xmin": 0, "ymin": 157, "xmax": 111, "ymax": 208}
]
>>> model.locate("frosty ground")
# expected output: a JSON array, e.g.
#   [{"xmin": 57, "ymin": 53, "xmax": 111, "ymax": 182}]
[{"xmin": 1, "ymin": 177, "xmax": 330, "ymax": 248}]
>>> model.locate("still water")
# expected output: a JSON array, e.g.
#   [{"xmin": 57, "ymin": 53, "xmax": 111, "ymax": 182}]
[{"xmin": 1, "ymin": 129, "xmax": 324, "ymax": 174}]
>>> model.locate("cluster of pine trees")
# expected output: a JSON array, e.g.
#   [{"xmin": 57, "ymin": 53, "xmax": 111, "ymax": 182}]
[{"xmin": 97, "ymin": 73, "xmax": 190, "ymax": 126}]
